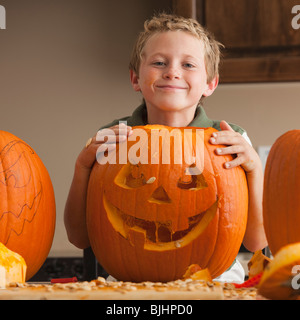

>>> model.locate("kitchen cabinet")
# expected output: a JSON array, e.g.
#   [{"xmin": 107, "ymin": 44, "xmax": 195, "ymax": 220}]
[{"xmin": 173, "ymin": 0, "xmax": 300, "ymax": 83}]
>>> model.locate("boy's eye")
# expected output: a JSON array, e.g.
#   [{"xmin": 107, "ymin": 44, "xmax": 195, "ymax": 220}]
[
  {"xmin": 152, "ymin": 61, "xmax": 165, "ymax": 66},
  {"xmin": 183, "ymin": 63, "xmax": 195, "ymax": 68}
]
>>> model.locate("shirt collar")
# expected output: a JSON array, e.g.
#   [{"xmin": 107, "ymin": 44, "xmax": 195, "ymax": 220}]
[{"xmin": 130, "ymin": 103, "xmax": 214, "ymax": 128}]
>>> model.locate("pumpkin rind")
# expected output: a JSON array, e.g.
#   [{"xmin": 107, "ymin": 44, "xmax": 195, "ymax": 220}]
[
  {"xmin": 0, "ymin": 131, "xmax": 56, "ymax": 280},
  {"xmin": 87, "ymin": 125, "xmax": 248, "ymax": 282},
  {"xmin": 263, "ymin": 130, "xmax": 300, "ymax": 255}
]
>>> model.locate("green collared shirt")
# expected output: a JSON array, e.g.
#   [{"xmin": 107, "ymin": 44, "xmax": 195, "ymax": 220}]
[{"xmin": 101, "ymin": 103, "xmax": 245, "ymax": 135}]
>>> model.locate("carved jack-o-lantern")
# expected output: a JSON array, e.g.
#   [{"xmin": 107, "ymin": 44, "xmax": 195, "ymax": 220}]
[
  {"xmin": 0, "ymin": 131, "xmax": 56, "ymax": 280},
  {"xmin": 87, "ymin": 125, "xmax": 248, "ymax": 282}
]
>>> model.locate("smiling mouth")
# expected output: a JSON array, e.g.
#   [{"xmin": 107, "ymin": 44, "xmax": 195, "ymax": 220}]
[
  {"xmin": 156, "ymin": 85, "xmax": 187, "ymax": 90},
  {"xmin": 103, "ymin": 193, "xmax": 218, "ymax": 251}
]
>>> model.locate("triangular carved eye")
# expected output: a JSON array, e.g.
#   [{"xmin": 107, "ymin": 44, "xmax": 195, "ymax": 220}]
[{"xmin": 148, "ymin": 186, "xmax": 172, "ymax": 204}]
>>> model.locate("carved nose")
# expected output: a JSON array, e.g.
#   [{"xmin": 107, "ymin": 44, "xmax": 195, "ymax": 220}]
[{"xmin": 148, "ymin": 186, "xmax": 171, "ymax": 204}]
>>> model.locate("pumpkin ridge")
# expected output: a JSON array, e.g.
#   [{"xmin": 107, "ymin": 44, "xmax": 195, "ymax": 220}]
[
  {"xmin": 204, "ymin": 132, "xmax": 247, "ymax": 277},
  {"xmin": 202, "ymin": 134, "xmax": 219, "ymax": 272},
  {"xmin": 287, "ymin": 134, "xmax": 300, "ymax": 244}
]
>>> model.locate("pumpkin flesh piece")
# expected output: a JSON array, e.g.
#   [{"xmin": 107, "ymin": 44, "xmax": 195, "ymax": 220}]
[{"xmin": 0, "ymin": 242, "xmax": 27, "ymax": 286}]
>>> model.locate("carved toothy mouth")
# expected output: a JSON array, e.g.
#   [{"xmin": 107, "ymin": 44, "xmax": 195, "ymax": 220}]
[{"xmin": 103, "ymin": 194, "xmax": 218, "ymax": 251}]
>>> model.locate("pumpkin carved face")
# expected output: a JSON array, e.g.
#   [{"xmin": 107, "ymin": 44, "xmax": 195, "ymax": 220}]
[
  {"xmin": 103, "ymin": 161, "xmax": 218, "ymax": 252},
  {"xmin": 87, "ymin": 125, "xmax": 248, "ymax": 282}
]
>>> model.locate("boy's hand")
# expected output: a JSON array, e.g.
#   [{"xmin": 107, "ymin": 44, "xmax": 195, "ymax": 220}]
[
  {"xmin": 76, "ymin": 123, "xmax": 133, "ymax": 170},
  {"xmin": 209, "ymin": 120, "xmax": 260, "ymax": 173}
]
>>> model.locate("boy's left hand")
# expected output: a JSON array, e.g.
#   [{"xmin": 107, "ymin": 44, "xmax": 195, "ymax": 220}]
[{"xmin": 209, "ymin": 120, "xmax": 259, "ymax": 173}]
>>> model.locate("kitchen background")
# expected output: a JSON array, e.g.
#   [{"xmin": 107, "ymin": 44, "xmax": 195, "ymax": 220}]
[{"xmin": 1, "ymin": 0, "xmax": 299, "ymax": 279}]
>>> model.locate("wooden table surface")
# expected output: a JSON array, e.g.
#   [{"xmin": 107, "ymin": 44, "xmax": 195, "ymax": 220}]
[{"xmin": 0, "ymin": 278, "xmax": 263, "ymax": 300}]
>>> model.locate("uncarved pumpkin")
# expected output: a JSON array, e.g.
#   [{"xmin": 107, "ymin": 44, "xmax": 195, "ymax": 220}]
[
  {"xmin": 87, "ymin": 125, "xmax": 248, "ymax": 282},
  {"xmin": 263, "ymin": 130, "xmax": 300, "ymax": 255},
  {"xmin": 0, "ymin": 131, "xmax": 56, "ymax": 280}
]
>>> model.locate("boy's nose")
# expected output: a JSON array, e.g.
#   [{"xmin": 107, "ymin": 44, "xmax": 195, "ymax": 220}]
[{"xmin": 163, "ymin": 66, "xmax": 181, "ymax": 80}]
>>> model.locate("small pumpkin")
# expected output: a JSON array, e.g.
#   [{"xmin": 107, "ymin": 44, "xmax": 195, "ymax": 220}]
[
  {"xmin": 0, "ymin": 242, "xmax": 27, "ymax": 287},
  {"xmin": 258, "ymin": 242, "xmax": 300, "ymax": 300},
  {"xmin": 263, "ymin": 130, "xmax": 300, "ymax": 255},
  {"xmin": 0, "ymin": 131, "xmax": 56, "ymax": 280},
  {"xmin": 87, "ymin": 125, "xmax": 248, "ymax": 282}
]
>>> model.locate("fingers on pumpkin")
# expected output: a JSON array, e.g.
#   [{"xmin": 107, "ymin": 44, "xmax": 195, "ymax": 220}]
[
  {"xmin": 210, "ymin": 133, "xmax": 241, "ymax": 146},
  {"xmin": 223, "ymin": 156, "xmax": 245, "ymax": 169},
  {"xmin": 215, "ymin": 145, "xmax": 244, "ymax": 156}
]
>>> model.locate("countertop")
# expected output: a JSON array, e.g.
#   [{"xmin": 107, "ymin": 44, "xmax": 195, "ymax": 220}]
[{"xmin": 0, "ymin": 278, "xmax": 263, "ymax": 300}]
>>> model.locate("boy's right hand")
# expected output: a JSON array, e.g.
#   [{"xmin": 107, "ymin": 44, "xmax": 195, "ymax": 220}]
[{"xmin": 76, "ymin": 123, "xmax": 133, "ymax": 170}]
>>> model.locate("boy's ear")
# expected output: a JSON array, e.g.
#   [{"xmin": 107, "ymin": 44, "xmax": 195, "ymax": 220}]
[
  {"xmin": 130, "ymin": 69, "xmax": 141, "ymax": 92},
  {"xmin": 203, "ymin": 76, "xmax": 219, "ymax": 97}
]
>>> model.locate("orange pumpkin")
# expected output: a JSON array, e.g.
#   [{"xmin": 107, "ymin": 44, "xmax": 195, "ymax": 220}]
[
  {"xmin": 263, "ymin": 130, "xmax": 300, "ymax": 255},
  {"xmin": 0, "ymin": 131, "xmax": 56, "ymax": 280},
  {"xmin": 87, "ymin": 125, "xmax": 248, "ymax": 282},
  {"xmin": 258, "ymin": 242, "xmax": 300, "ymax": 300}
]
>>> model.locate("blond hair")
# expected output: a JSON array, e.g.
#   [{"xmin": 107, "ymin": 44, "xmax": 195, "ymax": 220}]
[{"xmin": 129, "ymin": 13, "xmax": 223, "ymax": 83}]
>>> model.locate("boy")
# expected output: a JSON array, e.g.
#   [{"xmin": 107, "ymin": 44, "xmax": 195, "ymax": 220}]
[{"xmin": 64, "ymin": 13, "xmax": 267, "ymax": 282}]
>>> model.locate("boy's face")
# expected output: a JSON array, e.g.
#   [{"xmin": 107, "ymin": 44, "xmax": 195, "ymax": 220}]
[{"xmin": 130, "ymin": 31, "xmax": 217, "ymax": 114}]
